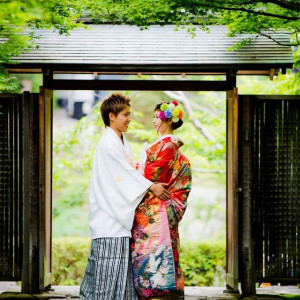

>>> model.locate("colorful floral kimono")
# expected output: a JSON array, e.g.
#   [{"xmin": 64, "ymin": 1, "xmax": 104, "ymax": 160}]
[{"xmin": 131, "ymin": 135, "xmax": 192, "ymax": 298}]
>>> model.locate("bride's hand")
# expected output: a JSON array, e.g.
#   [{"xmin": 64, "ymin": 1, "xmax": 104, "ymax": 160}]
[{"xmin": 149, "ymin": 183, "xmax": 170, "ymax": 200}]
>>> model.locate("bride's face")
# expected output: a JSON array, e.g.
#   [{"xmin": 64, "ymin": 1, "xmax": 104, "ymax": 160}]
[{"xmin": 153, "ymin": 110, "xmax": 172, "ymax": 134}]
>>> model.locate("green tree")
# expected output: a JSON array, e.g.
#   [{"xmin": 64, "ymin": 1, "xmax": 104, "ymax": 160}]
[
  {"xmin": 86, "ymin": 0, "xmax": 299, "ymax": 47},
  {"xmin": 0, "ymin": 0, "xmax": 84, "ymax": 92}
]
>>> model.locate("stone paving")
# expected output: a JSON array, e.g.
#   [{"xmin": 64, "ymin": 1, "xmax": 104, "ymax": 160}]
[{"xmin": 1, "ymin": 283, "xmax": 300, "ymax": 300}]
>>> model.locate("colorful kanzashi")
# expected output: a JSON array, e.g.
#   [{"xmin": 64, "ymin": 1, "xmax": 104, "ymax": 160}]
[{"xmin": 158, "ymin": 101, "xmax": 184, "ymax": 122}]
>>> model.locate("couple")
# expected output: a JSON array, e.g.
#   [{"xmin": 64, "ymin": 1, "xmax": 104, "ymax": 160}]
[{"xmin": 80, "ymin": 93, "xmax": 192, "ymax": 300}]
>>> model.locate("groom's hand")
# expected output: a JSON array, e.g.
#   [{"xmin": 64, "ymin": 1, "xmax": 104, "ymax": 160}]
[{"xmin": 149, "ymin": 183, "xmax": 170, "ymax": 200}]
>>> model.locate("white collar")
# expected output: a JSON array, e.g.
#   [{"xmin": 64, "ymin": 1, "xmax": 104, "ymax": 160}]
[
  {"xmin": 106, "ymin": 126, "xmax": 125, "ymax": 147},
  {"xmin": 159, "ymin": 134, "xmax": 179, "ymax": 141},
  {"xmin": 149, "ymin": 134, "xmax": 180, "ymax": 148}
]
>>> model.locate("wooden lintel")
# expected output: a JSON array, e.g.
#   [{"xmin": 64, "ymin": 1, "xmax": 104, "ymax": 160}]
[
  {"xmin": 237, "ymin": 70, "xmax": 270, "ymax": 75},
  {"xmin": 8, "ymin": 69, "xmax": 42, "ymax": 73},
  {"xmin": 44, "ymin": 79, "xmax": 230, "ymax": 91},
  {"xmin": 53, "ymin": 71, "xmax": 227, "ymax": 75}
]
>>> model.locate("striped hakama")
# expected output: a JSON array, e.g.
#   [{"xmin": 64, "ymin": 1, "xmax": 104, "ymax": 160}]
[{"xmin": 79, "ymin": 237, "xmax": 138, "ymax": 300}]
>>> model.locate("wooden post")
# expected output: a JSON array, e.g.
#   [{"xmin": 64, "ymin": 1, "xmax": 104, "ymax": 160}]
[
  {"xmin": 239, "ymin": 96, "xmax": 256, "ymax": 296},
  {"xmin": 22, "ymin": 92, "xmax": 40, "ymax": 294},
  {"xmin": 225, "ymin": 86, "xmax": 239, "ymax": 293},
  {"xmin": 38, "ymin": 87, "xmax": 53, "ymax": 291}
]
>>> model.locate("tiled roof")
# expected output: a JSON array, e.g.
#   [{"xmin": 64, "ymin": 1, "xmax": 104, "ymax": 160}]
[{"xmin": 4, "ymin": 25, "xmax": 294, "ymax": 71}]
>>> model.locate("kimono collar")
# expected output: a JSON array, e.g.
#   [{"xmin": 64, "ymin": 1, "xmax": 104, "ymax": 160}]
[
  {"xmin": 159, "ymin": 134, "xmax": 184, "ymax": 148},
  {"xmin": 105, "ymin": 126, "xmax": 125, "ymax": 147}
]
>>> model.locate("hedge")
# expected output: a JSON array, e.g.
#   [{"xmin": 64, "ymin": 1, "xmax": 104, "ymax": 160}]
[{"xmin": 52, "ymin": 237, "xmax": 226, "ymax": 286}]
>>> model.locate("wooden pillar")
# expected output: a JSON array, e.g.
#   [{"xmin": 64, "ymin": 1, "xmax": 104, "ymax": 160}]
[
  {"xmin": 42, "ymin": 69, "xmax": 53, "ymax": 88},
  {"xmin": 239, "ymin": 96, "xmax": 256, "ymax": 296},
  {"xmin": 224, "ymin": 70, "xmax": 239, "ymax": 293},
  {"xmin": 225, "ymin": 87, "xmax": 239, "ymax": 293},
  {"xmin": 21, "ymin": 88, "xmax": 53, "ymax": 294},
  {"xmin": 22, "ymin": 92, "xmax": 40, "ymax": 294},
  {"xmin": 38, "ymin": 87, "xmax": 53, "ymax": 291}
]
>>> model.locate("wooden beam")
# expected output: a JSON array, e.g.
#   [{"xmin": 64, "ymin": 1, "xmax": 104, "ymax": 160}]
[
  {"xmin": 44, "ymin": 79, "xmax": 230, "ymax": 91},
  {"xmin": 5, "ymin": 62, "xmax": 293, "ymax": 74},
  {"xmin": 237, "ymin": 70, "xmax": 270, "ymax": 75},
  {"xmin": 8, "ymin": 69, "xmax": 42, "ymax": 73}
]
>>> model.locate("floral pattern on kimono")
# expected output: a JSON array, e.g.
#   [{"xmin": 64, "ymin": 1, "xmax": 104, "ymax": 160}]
[{"xmin": 131, "ymin": 136, "xmax": 192, "ymax": 298}]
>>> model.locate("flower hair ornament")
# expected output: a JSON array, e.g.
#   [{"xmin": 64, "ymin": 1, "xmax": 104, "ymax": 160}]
[{"xmin": 159, "ymin": 101, "xmax": 184, "ymax": 123}]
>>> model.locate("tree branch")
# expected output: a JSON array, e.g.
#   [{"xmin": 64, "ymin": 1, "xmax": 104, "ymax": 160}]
[
  {"xmin": 266, "ymin": 0, "xmax": 300, "ymax": 11},
  {"xmin": 191, "ymin": 102, "xmax": 220, "ymax": 116},
  {"xmin": 209, "ymin": 5, "xmax": 298, "ymax": 20},
  {"xmin": 198, "ymin": 0, "xmax": 300, "ymax": 13},
  {"xmin": 258, "ymin": 31, "xmax": 300, "ymax": 46},
  {"xmin": 231, "ymin": 0, "xmax": 300, "ymax": 11},
  {"xmin": 163, "ymin": 90, "xmax": 215, "ymax": 141}
]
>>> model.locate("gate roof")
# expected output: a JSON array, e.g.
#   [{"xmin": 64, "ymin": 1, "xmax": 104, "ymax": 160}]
[{"xmin": 6, "ymin": 25, "xmax": 294, "ymax": 74}]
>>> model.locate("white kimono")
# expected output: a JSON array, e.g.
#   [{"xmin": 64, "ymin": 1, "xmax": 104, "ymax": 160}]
[{"xmin": 88, "ymin": 127, "xmax": 152, "ymax": 239}]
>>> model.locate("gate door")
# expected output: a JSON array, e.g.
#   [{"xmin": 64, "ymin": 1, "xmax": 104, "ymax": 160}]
[
  {"xmin": 252, "ymin": 96, "xmax": 300, "ymax": 283},
  {"xmin": 0, "ymin": 94, "xmax": 24, "ymax": 281},
  {"xmin": 239, "ymin": 95, "xmax": 300, "ymax": 294}
]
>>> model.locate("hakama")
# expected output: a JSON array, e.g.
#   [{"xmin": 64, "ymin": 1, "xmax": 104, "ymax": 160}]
[{"xmin": 79, "ymin": 237, "xmax": 138, "ymax": 300}]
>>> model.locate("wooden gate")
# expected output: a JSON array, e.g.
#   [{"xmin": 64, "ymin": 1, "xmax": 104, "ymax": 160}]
[
  {"xmin": 0, "ymin": 90, "xmax": 53, "ymax": 294},
  {"xmin": 0, "ymin": 94, "xmax": 24, "ymax": 281},
  {"xmin": 239, "ymin": 95, "xmax": 300, "ymax": 295}
]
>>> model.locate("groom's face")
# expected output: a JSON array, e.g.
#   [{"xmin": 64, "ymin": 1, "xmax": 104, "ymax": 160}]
[{"xmin": 109, "ymin": 105, "xmax": 131, "ymax": 133}]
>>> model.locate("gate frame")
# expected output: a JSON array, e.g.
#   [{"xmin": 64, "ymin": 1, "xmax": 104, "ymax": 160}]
[{"xmin": 28, "ymin": 71, "xmax": 240, "ymax": 294}]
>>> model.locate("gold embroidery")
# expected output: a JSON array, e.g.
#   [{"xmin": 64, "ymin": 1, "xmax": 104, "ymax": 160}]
[{"xmin": 116, "ymin": 176, "xmax": 122, "ymax": 182}]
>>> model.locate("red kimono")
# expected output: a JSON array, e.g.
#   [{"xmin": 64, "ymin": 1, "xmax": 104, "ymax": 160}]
[{"xmin": 131, "ymin": 135, "xmax": 192, "ymax": 298}]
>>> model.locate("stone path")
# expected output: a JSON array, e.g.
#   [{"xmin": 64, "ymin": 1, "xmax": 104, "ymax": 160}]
[{"xmin": 1, "ymin": 283, "xmax": 300, "ymax": 299}]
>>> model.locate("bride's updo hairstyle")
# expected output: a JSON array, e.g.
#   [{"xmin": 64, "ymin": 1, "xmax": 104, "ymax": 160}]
[{"xmin": 155, "ymin": 101, "xmax": 184, "ymax": 130}]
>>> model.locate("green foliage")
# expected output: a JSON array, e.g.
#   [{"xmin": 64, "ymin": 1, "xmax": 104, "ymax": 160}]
[
  {"xmin": 0, "ymin": 0, "xmax": 84, "ymax": 93},
  {"xmin": 0, "ymin": 0, "xmax": 83, "ymax": 63},
  {"xmin": 0, "ymin": 67, "xmax": 20, "ymax": 93},
  {"xmin": 52, "ymin": 237, "xmax": 226, "ymax": 286},
  {"xmin": 180, "ymin": 241, "xmax": 226, "ymax": 286},
  {"xmin": 85, "ymin": 1, "xmax": 299, "ymax": 47},
  {"xmin": 53, "ymin": 103, "xmax": 104, "ymax": 236},
  {"xmin": 52, "ymin": 237, "xmax": 90, "ymax": 285},
  {"xmin": 238, "ymin": 71, "xmax": 300, "ymax": 95}
]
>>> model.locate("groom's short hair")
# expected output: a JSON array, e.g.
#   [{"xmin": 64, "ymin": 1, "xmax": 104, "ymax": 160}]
[{"xmin": 101, "ymin": 93, "xmax": 131, "ymax": 127}]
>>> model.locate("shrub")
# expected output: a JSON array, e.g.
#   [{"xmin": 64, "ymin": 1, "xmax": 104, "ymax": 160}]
[
  {"xmin": 179, "ymin": 241, "xmax": 226, "ymax": 286},
  {"xmin": 52, "ymin": 237, "xmax": 226, "ymax": 286},
  {"xmin": 52, "ymin": 237, "xmax": 91, "ymax": 285}
]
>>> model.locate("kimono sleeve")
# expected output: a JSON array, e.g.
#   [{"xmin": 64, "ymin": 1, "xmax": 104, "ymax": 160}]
[{"xmin": 168, "ymin": 167, "xmax": 192, "ymax": 222}]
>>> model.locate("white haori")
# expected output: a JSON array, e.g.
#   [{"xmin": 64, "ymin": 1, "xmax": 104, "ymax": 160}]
[{"xmin": 89, "ymin": 127, "xmax": 152, "ymax": 239}]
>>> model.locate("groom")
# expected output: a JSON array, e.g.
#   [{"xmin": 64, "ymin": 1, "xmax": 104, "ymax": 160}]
[{"xmin": 80, "ymin": 93, "xmax": 169, "ymax": 300}]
